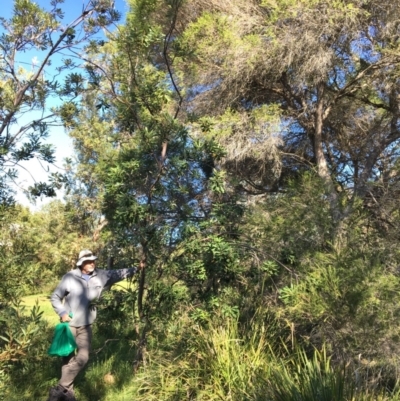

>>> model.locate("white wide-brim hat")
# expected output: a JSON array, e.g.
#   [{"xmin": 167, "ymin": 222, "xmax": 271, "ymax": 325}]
[{"xmin": 76, "ymin": 249, "xmax": 97, "ymax": 267}]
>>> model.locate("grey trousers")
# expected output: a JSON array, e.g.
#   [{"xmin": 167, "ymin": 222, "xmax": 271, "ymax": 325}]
[{"xmin": 59, "ymin": 325, "xmax": 92, "ymax": 390}]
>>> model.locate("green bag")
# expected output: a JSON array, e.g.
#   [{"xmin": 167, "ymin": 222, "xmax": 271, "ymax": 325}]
[{"xmin": 48, "ymin": 322, "xmax": 77, "ymax": 357}]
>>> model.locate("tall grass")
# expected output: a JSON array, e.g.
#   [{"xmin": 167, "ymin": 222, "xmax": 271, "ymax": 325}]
[
  {"xmin": 267, "ymin": 346, "xmax": 351, "ymax": 401},
  {"xmin": 128, "ymin": 316, "xmax": 274, "ymax": 401},
  {"xmin": 12, "ymin": 296, "xmax": 400, "ymax": 401},
  {"xmin": 266, "ymin": 345, "xmax": 400, "ymax": 401},
  {"xmin": 125, "ymin": 315, "xmax": 400, "ymax": 401},
  {"xmin": 186, "ymin": 319, "xmax": 271, "ymax": 400}
]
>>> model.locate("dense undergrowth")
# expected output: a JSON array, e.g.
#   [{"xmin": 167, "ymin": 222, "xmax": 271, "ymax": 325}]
[
  {"xmin": 3, "ymin": 174, "xmax": 400, "ymax": 400},
  {"xmin": 2, "ymin": 287, "xmax": 400, "ymax": 401}
]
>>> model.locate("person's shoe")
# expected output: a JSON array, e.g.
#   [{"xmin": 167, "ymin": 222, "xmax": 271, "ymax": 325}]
[
  {"xmin": 47, "ymin": 385, "xmax": 64, "ymax": 401},
  {"xmin": 62, "ymin": 389, "xmax": 77, "ymax": 401},
  {"xmin": 59, "ymin": 386, "xmax": 77, "ymax": 401},
  {"xmin": 47, "ymin": 385, "xmax": 77, "ymax": 401}
]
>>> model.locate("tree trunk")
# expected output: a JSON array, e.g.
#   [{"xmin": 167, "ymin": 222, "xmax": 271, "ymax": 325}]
[{"xmin": 313, "ymin": 84, "xmax": 340, "ymax": 222}]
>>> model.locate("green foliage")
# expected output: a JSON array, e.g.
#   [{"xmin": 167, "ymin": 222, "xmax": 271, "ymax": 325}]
[
  {"xmin": 94, "ymin": 285, "xmax": 139, "ymax": 336},
  {"xmin": 0, "ymin": 300, "xmax": 43, "ymax": 365},
  {"xmin": 0, "ymin": 205, "xmax": 40, "ymax": 302},
  {"xmin": 232, "ymin": 171, "xmax": 400, "ymax": 385},
  {"xmin": 3, "ymin": 1, "xmax": 400, "ymax": 400},
  {"xmin": 0, "ymin": 299, "xmax": 52, "ymax": 401},
  {"xmin": 0, "ymin": 201, "xmax": 98, "ymax": 305}
]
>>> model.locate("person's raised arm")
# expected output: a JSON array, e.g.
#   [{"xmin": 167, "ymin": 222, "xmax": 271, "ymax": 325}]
[{"xmin": 104, "ymin": 261, "xmax": 145, "ymax": 289}]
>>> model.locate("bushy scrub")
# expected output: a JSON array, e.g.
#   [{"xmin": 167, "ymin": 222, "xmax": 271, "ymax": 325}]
[{"xmin": 0, "ymin": 301, "xmax": 57, "ymax": 400}]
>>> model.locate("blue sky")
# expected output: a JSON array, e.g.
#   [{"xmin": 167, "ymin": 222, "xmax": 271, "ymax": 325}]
[{"xmin": 2, "ymin": 0, "xmax": 128, "ymax": 208}]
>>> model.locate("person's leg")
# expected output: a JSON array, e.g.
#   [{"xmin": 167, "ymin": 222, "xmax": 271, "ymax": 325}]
[{"xmin": 59, "ymin": 325, "xmax": 92, "ymax": 391}]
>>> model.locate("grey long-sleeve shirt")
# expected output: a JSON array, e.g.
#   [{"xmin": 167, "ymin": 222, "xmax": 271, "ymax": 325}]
[{"xmin": 50, "ymin": 267, "xmax": 137, "ymax": 327}]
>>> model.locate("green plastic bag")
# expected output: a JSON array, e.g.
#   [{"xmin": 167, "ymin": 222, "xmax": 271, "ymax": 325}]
[{"xmin": 48, "ymin": 322, "xmax": 77, "ymax": 357}]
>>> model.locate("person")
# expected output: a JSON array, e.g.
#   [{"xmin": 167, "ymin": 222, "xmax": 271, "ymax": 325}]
[{"xmin": 47, "ymin": 249, "xmax": 142, "ymax": 401}]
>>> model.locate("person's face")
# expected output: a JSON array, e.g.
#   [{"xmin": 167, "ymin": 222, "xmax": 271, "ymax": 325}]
[{"xmin": 81, "ymin": 260, "xmax": 96, "ymax": 274}]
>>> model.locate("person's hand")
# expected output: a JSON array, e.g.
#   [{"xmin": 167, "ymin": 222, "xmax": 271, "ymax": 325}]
[
  {"xmin": 139, "ymin": 260, "xmax": 146, "ymax": 270},
  {"xmin": 60, "ymin": 313, "xmax": 71, "ymax": 322}
]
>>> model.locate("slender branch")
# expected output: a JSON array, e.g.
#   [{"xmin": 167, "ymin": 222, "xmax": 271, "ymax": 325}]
[
  {"xmin": 163, "ymin": 0, "xmax": 184, "ymax": 120},
  {"xmin": 5, "ymin": 113, "xmax": 56, "ymax": 149},
  {"xmin": 93, "ymin": 339, "xmax": 120, "ymax": 355}
]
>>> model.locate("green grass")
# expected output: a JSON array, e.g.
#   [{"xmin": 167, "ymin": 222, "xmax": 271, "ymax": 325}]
[{"xmin": 21, "ymin": 293, "xmax": 59, "ymax": 326}]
